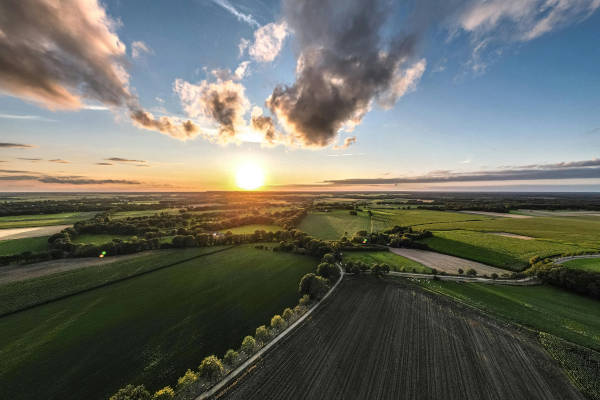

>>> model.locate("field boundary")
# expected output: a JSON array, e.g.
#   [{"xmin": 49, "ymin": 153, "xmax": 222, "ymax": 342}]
[
  {"xmin": 196, "ymin": 264, "xmax": 345, "ymax": 400},
  {"xmin": 554, "ymin": 254, "xmax": 600, "ymax": 264},
  {"xmin": 0, "ymin": 246, "xmax": 237, "ymax": 318},
  {"xmin": 388, "ymin": 271, "xmax": 540, "ymax": 285}
]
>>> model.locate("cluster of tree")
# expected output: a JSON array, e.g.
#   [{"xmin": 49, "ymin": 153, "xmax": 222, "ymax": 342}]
[
  {"xmin": 109, "ymin": 289, "xmax": 315, "ymax": 400},
  {"xmin": 343, "ymin": 260, "xmax": 390, "ymax": 276},
  {"xmin": 273, "ymin": 232, "xmax": 338, "ymax": 258},
  {"xmin": 347, "ymin": 226, "xmax": 432, "ymax": 249},
  {"xmin": 527, "ymin": 260, "xmax": 600, "ymax": 299}
]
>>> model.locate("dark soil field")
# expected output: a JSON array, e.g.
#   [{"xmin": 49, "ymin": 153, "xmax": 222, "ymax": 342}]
[{"xmin": 216, "ymin": 277, "xmax": 583, "ymax": 400}]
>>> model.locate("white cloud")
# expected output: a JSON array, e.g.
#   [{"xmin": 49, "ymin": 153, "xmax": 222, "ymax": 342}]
[
  {"xmin": 378, "ymin": 59, "xmax": 427, "ymax": 109},
  {"xmin": 249, "ymin": 21, "xmax": 288, "ymax": 63},
  {"xmin": 210, "ymin": 0, "xmax": 259, "ymax": 28},
  {"xmin": 131, "ymin": 41, "xmax": 153, "ymax": 59}
]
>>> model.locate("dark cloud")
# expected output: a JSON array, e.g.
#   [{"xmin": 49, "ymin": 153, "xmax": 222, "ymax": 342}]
[
  {"xmin": 129, "ymin": 109, "xmax": 200, "ymax": 140},
  {"xmin": 323, "ymin": 159, "xmax": 600, "ymax": 185},
  {"xmin": 17, "ymin": 157, "xmax": 42, "ymax": 161},
  {"xmin": 49, "ymin": 158, "xmax": 70, "ymax": 164},
  {"xmin": 265, "ymin": 0, "xmax": 429, "ymax": 147},
  {"xmin": 0, "ymin": 173, "xmax": 140, "ymax": 185},
  {"xmin": 0, "ymin": 169, "xmax": 32, "ymax": 173},
  {"xmin": 106, "ymin": 157, "xmax": 146, "ymax": 163},
  {"xmin": 0, "ymin": 143, "xmax": 33, "ymax": 148}
]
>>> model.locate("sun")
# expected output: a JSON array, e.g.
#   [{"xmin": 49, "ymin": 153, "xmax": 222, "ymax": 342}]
[{"xmin": 235, "ymin": 163, "xmax": 265, "ymax": 190}]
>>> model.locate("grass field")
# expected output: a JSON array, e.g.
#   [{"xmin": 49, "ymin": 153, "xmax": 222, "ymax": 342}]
[
  {"xmin": 561, "ymin": 257, "xmax": 600, "ymax": 272},
  {"xmin": 298, "ymin": 210, "xmax": 383, "ymax": 240},
  {"xmin": 110, "ymin": 209, "xmax": 181, "ymax": 219},
  {"xmin": 219, "ymin": 224, "xmax": 283, "ymax": 234},
  {"xmin": 419, "ymin": 280, "xmax": 600, "ymax": 351},
  {"xmin": 0, "ymin": 212, "xmax": 96, "ymax": 229},
  {"xmin": 0, "ymin": 245, "xmax": 316, "ymax": 400},
  {"xmin": 422, "ymin": 230, "xmax": 585, "ymax": 270},
  {"xmin": 0, "ymin": 236, "xmax": 49, "ymax": 256},
  {"xmin": 343, "ymin": 250, "xmax": 431, "ymax": 273},
  {"xmin": 220, "ymin": 278, "xmax": 581, "ymax": 400},
  {"xmin": 71, "ymin": 233, "xmax": 133, "ymax": 245}
]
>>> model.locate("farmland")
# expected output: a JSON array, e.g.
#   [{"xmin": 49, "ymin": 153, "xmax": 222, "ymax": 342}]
[
  {"xmin": 419, "ymin": 280, "xmax": 600, "ymax": 351},
  {"xmin": 219, "ymin": 278, "xmax": 583, "ymax": 400},
  {"xmin": 0, "ymin": 236, "xmax": 49, "ymax": 256},
  {"xmin": 0, "ymin": 245, "xmax": 316, "ymax": 400},
  {"xmin": 298, "ymin": 210, "xmax": 376, "ymax": 240},
  {"xmin": 219, "ymin": 224, "xmax": 283, "ymax": 234},
  {"xmin": 343, "ymin": 250, "xmax": 431, "ymax": 273},
  {"xmin": 560, "ymin": 257, "xmax": 600, "ymax": 272},
  {"xmin": 0, "ymin": 211, "xmax": 96, "ymax": 229}
]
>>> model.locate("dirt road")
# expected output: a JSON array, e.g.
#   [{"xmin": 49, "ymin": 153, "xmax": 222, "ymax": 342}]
[
  {"xmin": 0, "ymin": 225, "xmax": 71, "ymax": 240},
  {"xmin": 215, "ymin": 278, "xmax": 582, "ymax": 400}
]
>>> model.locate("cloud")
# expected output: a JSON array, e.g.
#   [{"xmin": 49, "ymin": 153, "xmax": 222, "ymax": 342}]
[
  {"xmin": 174, "ymin": 78, "xmax": 250, "ymax": 141},
  {"xmin": 0, "ymin": 171, "xmax": 140, "ymax": 185},
  {"xmin": 49, "ymin": 159, "xmax": 70, "ymax": 164},
  {"xmin": 0, "ymin": 113, "xmax": 56, "ymax": 121},
  {"xmin": 333, "ymin": 136, "xmax": 357, "ymax": 150},
  {"xmin": 155, "ymin": 97, "xmax": 165, "ymax": 104},
  {"xmin": 323, "ymin": 158, "xmax": 600, "ymax": 185},
  {"xmin": 130, "ymin": 109, "xmax": 200, "ymax": 140},
  {"xmin": 248, "ymin": 22, "xmax": 288, "ymax": 63},
  {"xmin": 0, "ymin": 143, "xmax": 33, "ymax": 148},
  {"xmin": 265, "ymin": 0, "xmax": 430, "ymax": 148},
  {"xmin": 238, "ymin": 38, "xmax": 250, "ymax": 57},
  {"xmin": 211, "ymin": 61, "xmax": 250, "ymax": 81},
  {"xmin": 131, "ymin": 41, "xmax": 153, "ymax": 59},
  {"xmin": 106, "ymin": 157, "xmax": 146, "ymax": 163},
  {"xmin": 17, "ymin": 157, "xmax": 42, "ymax": 161},
  {"xmin": 210, "ymin": 0, "xmax": 260, "ymax": 28},
  {"xmin": 96, "ymin": 162, "xmax": 113, "ymax": 165},
  {"xmin": 250, "ymin": 106, "xmax": 282, "ymax": 145}
]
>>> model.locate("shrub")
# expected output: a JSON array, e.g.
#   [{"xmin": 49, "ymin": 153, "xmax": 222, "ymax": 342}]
[
  {"xmin": 316, "ymin": 262, "xmax": 340, "ymax": 282},
  {"xmin": 223, "ymin": 349, "xmax": 239, "ymax": 366},
  {"xmin": 152, "ymin": 387, "xmax": 175, "ymax": 400},
  {"xmin": 322, "ymin": 253, "xmax": 336, "ymax": 263},
  {"xmin": 430, "ymin": 268, "xmax": 438, "ymax": 275},
  {"xmin": 241, "ymin": 335, "xmax": 256, "ymax": 354},
  {"xmin": 299, "ymin": 294, "xmax": 311, "ymax": 306},
  {"xmin": 466, "ymin": 268, "xmax": 477, "ymax": 276},
  {"xmin": 255, "ymin": 325, "xmax": 270, "ymax": 343},
  {"xmin": 271, "ymin": 314, "xmax": 286, "ymax": 331},
  {"xmin": 457, "ymin": 268, "xmax": 464, "ymax": 275},
  {"xmin": 282, "ymin": 307, "xmax": 294, "ymax": 321},
  {"xmin": 198, "ymin": 355, "xmax": 224, "ymax": 381},
  {"xmin": 371, "ymin": 263, "xmax": 390, "ymax": 276},
  {"xmin": 298, "ymin": 273, "xmax": 329, "ymax": 300},
  {"xmin": 491, "ymin": 273, "xmax": 498, "ymax": 279},
  {"xmin": 176, "ymin": 369, "xmax": 198, "ymax": 390},
  {"xmin": 110, "ymin": 384, "xmax": 151, "ymax": 400}
]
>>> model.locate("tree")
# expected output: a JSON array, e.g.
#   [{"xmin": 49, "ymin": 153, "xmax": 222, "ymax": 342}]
[
  {"xmin": 176, "ymin": 369, "xmax": 198, "ymax": 390},
  {"xmin": 282, "ymin": 307, "xmax": 294, "ymax": 321},
  {"xmin": 322, "ymin": 253, "xmax": 336, "ymax": 263},
  {"xmin": 491, "ymin": 273, "xmax": 499, "ymax": 279},
  {"xmin": 110, "ymin": 385, "xmax": 151, "ymax": 400},
  {"xmin": 371, "ymin": 263, "xmax": 390, "ymax": 276},
  {"xmin": 152, "ymin": 387, "xmax": 175, "ymax": 400},
  {"xmin": 241, "ymin": 335, "xmax": 256, "ymax": 354},
  {"xmin": 457, "ymin": 268, "xmax": 464, "ymax": 275},
  {"xmin": 223, "ymin": 349, "xmax": 239, "ymax": 366},
  {"xmin": 255, "ymin": 325, "xmax": 270, "ymax": 343},
  {"xmin": 271, "ymin": 314, "xmax": 286, "ymax": 331},
  {"xmin": 298, "ymin": 273, "xmax": 329, "ymax": 300},
  {"xmin": 466, "ymin": 268, "xmax": 477, "ymax": 276},
  {"xmin": 198, "ymin": 355, "xmax": 224, "ymax": 381},
  {"xmin": 317, "ymin": 262, "xmax": 340, "ymax": 282}
]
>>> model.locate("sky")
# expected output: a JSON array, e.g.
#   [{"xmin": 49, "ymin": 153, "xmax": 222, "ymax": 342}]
[{"xmin": 0, "ymin": 0, "xmax": 599, "ymax": 192}]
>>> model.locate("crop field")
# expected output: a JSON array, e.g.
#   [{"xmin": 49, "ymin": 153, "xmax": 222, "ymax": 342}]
[
  {"xmin": 219, "ymin": 224, "xmax": 283, "ymax": 234},
  {"xmin": 71, "ymin": 233, "xmax": 133, "ymax": 245},
  {"xmin": 0, "ymin": 245, "xmax": 316, "ymax": 400},
  {"xmin": 560, "ymin": 257, "xmax": 600, "ymax": 272},
  {"xmin": 298, "ymin": 210, "xmax": 379, "ymax": 240},
  {"xmin": 421, "ymin": 230, "xmax": 585, "ymax": 270},
  {"xmin": 389, "ymin": 248, "xmax": 507, "ymax": 275},
  {"xmin": 0, "ymin": 212, "xmax": 96, "ymax": 229},
  {"xmin": 0, "ymin": 236, "xmax": 49, "ymax": 256},
  {"xmin": 419, "ymin": 280, "xmax": 600, "ymax": 351},
  {"xmin": 343, "ymin": 250, "xmax": 431, "ymax": 273},
  {"xmin": 110, "ymin": 209, "xmax": 181, "ymax": 219},
  {"xmin": 219, "ymin": 278, "xmax": 582, "ymax": 400}
]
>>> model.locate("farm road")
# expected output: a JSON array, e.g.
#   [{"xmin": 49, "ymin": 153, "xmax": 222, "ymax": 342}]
[
  {"xmin": 0, "ymin": 225, "xmax": 71, "ymax": 240},
  {"xmin": 216, "ymin": 278, "xmax": 583, "ymax": 400},
  {"xmin": 389, "ymin": 247, "xmax": 507, "ymax": 276}
]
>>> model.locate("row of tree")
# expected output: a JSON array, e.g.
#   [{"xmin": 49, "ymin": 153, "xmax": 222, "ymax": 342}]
[{"xmin": 527, "ymin": 260, "xmax": 600, "ymax": 299}]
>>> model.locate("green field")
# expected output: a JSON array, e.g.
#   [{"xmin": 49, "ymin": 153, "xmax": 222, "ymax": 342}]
[
  {"xmin": 298, "ymin": 210, "xmax": 383, "ymax": 240},
  {"xmin": 561, "ymin": 257, "xmax": 600, "ymax": 272},
  {"xmin": 419, "ymin": 280, "xmax": 600, "ymax": 351},
  {"xmin": 71, "ymin": 233, "xmax": 133, "ymax": 245},
  {"xmin": 0, "ymin": 245, "xmax": 316, "ymax": 400},
  {"xmin": 110, "ymin": 209, "xmax": 181, "ymax": 219},
  {"xmin": 343, "ymin": 250, "xmax": 431, "ymax": 273},
  {"xmin": 219, "ymin": 224, "xmax": 283, "ymax": 234},
  {"xmin": 0, "ymin": 236, "xmax": 49, "ymax": 256},
  {"xmin": 0, "ymin": 212, "xmax": 96, "ymax": 229}
]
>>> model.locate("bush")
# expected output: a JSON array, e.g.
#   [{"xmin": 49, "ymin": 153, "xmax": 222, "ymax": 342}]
[
  {"xmin": 491, "ymin": 273, "xmax": 498, "ymax": 279},
  {"xmin": 255, "ymin": 325, "xmax": 270, "ymax": 343},
  {"xmin": 223, "ymin": 349, "xmax": 239, "ymax": 366},
  {"xmin": 198, "ymin": 355, "xmax": 224, "ymax": 381},
  {"xmin": 298, "ymin": 273, "xmax": 329, "ymax": 300},
  {"xmin": 457, "ymin": 268, "xmax": 464, "ymax": 275},
  {"xmin": 271, "ymin": 314, "xmax": 286, "ymax": 331},
  {"xmin": 299, "ymin": 294, "xmax": 311, "ymax": 306},
  {"xmin": 241, "ymin": 335, "xmax": 256, "ymax": 354},
  {"xmin": 282, "ymin": 307, "xmax": 294, "ymax": 321},
  {"xmin": 152, "ymin": 387, "xmax": 175, "ymax": 400},
  {"xmin": 322, "ymin": 253, "xmax": 336, "ymax": 263},
  {"xmin": 371, "ymin": 263, "xmax": 390, "ymax": 276},
  {"xmin": 176, "ymin": 369, "xmax": 198, "ymax": 390},
  {"xmin": 466, "ymin": 268, "xmax": 477, "ymax": 276},
  {"xmin": 430, "ymin": 268, "xmax": 438, "ymax": 275},
  {"xmin": 316, "ymin": 262, "xmax": 340, "ymax": 282},
  {"xmin": 110, "ymin": 384, "xmax": 151, "ymax": 400}
]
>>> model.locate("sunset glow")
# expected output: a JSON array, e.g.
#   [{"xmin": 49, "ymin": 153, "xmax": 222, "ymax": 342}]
[{"xmin": 236, "ymin": 163, "xmax": 265, "ymax": 190}]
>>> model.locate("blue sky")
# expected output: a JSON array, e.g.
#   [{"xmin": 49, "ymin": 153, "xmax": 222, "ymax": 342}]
[{"xmin": 0, "ymin": 0, "xmax": 599, "ymax": 191}]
